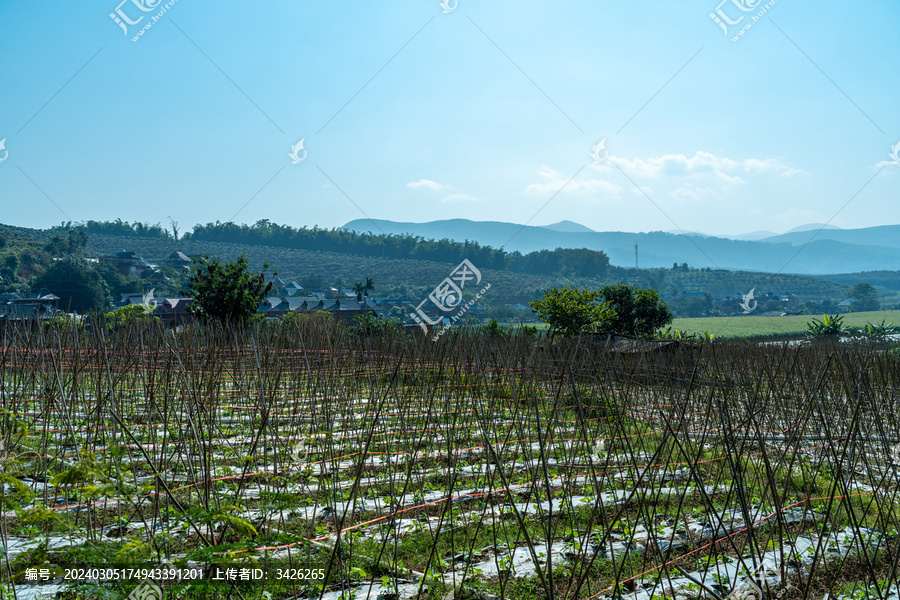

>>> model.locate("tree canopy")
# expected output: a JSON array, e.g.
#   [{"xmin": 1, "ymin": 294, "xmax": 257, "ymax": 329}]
[
  {"xmin": 33, "ymin": 257, "xmax": 109, "ymax": 314},
  {"xmin": 185, "ymin": 254, "xmax": 274, "ymax": 324},
  {"xmin": 529, "ymin": 288, "xmax": 611, "ymax": 336},
  {"xmin": 530, "ymin": 284, "xmax": 672, "ymax": 338},
  {"xmin": 848, "ymin": 282, "xmax": 879, "ymax": 311},
  {"xmin": 597, "ymin": 283, "xmax": 673, "ymax": 337}
]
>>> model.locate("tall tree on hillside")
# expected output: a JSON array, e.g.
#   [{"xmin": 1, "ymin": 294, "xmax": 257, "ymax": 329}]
[
  {"xmin": 43, "ymin": 230, "xmax": 87, "ymax": 257},
  {"xmin": 186, "ymin": 255, "xmax": 274, "ymax": 324},
  {"xmin": 365, "ymin": 277, "xmax": 375, "ymax": 295},
  {"xmin": 0, "ymin": 254, "xmax": 20, "ymax": 283},
  {"xmin": 168, "ymin": 217, "xmax": 180, "ymax": 241}
]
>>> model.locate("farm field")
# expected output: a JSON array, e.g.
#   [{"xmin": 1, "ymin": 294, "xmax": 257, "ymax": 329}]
[
  {"xmin": 1, "ymin": 320, "xmax": 900, "ymax": 599},
  {"xmin": 672, "ymin": 310, "xmax": 900, "ymax": 339}
]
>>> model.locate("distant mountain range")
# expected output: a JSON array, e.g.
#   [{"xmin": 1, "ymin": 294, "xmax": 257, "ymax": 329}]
[{"xmin": 342, "ymin": 219, "xmax": 900, "ymax": 275}]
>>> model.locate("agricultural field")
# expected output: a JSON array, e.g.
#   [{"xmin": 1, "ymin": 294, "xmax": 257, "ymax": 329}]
[
  {"xmin": 672, "ymin": 310, "xmax": 900, "ymax": 339},
  {"xmin": 1, "ymin": 320, "xmax": 900, "ymax": 599}
]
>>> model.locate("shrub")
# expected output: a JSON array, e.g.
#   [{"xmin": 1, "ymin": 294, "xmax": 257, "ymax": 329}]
[
  {"xmin": 105, "ymin": 304, "xmax": 161, "ymax": 329},
  {"xmin": 805, "ymin": 314, "xmax": 845, "ymax": 338},
  {"xmin": 349, "ymin": 313, "xmax": 402, "ymax": 336},
  {"xmin": 529, "ymin": 288, "xmax": 610, "ymax": 336},
  {"xmin": 186, "ymin": 255, "xmax": 274, "ymax": 324}
]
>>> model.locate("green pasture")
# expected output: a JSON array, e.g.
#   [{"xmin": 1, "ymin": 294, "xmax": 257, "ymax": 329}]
[{"xmin": 672, "ymin": 309, "xmax": 900, "ymax": 339}]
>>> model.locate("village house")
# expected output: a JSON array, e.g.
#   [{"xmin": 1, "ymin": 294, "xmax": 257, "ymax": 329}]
[
  {"xmin": 0, "ymin": 291, "xmax": 61, "ymax": 334},
  {"xmin": 99, "ymin": 251, "xmax": 151, "ymax": 276},
  {"xmin": 159, "ymin": 251, "xmax": 192, "ymax": 270}
]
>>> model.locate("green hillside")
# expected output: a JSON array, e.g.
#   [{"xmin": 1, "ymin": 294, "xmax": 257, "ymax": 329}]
[{"xmin": 0, "ymin": 220, "xmax": 890, "ymax": 315}]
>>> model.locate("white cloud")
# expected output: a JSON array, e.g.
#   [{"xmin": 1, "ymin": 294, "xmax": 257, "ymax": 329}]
[
  {"xmin": 595, "ymin": 151, "xmax": 803, "ymax": 183},
  {"xmin": 671, "ymin": 183, "xmax": 720, "ymax": 200},
  {"xmin": 874, "ymin": 160, "xmax": 900, "ymax": 169},
  {"xmin": 407, "ymin": 179, "xmax": 450, "ymax": 192},
  {"xmin": 441, "ymin": 193, "xmax": 479, "ymax": 203},
  {"xmin": 525, "ymin": 165, "xmax": 621, "ymax": 199}
]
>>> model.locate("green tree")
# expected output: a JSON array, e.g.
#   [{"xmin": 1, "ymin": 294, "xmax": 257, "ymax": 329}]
[
  {"xmin": 43, "ymin": 230, "xmax": 87, "ymax": 256},
  {"xmin": 96, "ymin": 263, "xmax": 145, "ymax": 300},
  {"xmin": 185, "ymin": 255, "xmax": 274, "ymax": 324},
  {"xmin": 597, "ymin": 283, "xmax": 673, "ymax": 338},
  {"xmin": 848, "ymin": 282, "xmax": 879, "ymax": 312},
  {"xmin": 0, "ymin": 254, "xmax": 20, "ymax": 283},
  {"xmin": 33, "ymin": 257, "xmax": 109, "ymax": 314},
  {"xmin": 529, "ymin": 287, "xmax": 611, "ymax": 336}
]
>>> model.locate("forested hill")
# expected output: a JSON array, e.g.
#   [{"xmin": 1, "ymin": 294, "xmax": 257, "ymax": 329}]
[
  {"xmin": 127, "ymin": 220, "xmax": 614, "ymax": 279},
  {"xmin": 0, "ymin": 220, "xmax": 849, "ymax": 302}
]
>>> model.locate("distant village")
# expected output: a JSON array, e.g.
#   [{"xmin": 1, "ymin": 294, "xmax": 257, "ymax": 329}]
[
  {"xmin": 0, "ymin": 249, "xmax": 861, "ymax": 329},
  {"xmin": 0, "ymin": 250, "xmax": 491, "ymax": 329}
]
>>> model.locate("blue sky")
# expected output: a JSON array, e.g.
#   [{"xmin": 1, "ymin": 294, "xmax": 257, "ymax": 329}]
[{"xmin": 1, "ymin": 0, "xmax": 897, "ymax": 238}]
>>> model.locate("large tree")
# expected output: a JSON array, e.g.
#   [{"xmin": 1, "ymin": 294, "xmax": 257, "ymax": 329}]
[
  {"xmin": 33, "ymin": 257, "xmax": 109, "ymax": 314},
  {"xmin": 185, "ymin": 255, "xmax": 274, "ymax": 324},
  {"xmin": 848, "ymin": 282, "xmax": 880, "ymax": 312},
  {"xmin": 598, "ymin": 283, "xmax": 673, "ymax": 338}
]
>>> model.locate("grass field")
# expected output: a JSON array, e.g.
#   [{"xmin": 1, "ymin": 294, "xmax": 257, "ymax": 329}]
[{"xmin": 672, "ymin": 309, "xmax": 900, "ymax": 339}]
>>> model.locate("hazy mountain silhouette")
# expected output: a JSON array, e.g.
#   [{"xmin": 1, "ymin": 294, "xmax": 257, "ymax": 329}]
[
  {"xmin": 342, "ymin": 218, "xmax": 900, "ymax": 275},
  {"xmin": 540, "ymin": 220, "xmax": 596, "ymax": 233}
]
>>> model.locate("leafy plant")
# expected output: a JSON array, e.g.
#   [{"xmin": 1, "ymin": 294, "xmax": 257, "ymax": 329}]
[
  {"xmin": 349, "ymin": 313, "xmax": 402, "ymax": 336},
  {"xmin": 844, "ymin": 319, "xmax": 899, "ymax": 341},
  {"xmin": 805, "ymin": 313, "xmax": 845, "ymax": 338},
  {"xmin": 482, "ymin": 318, "xmax": 507, "ymax": 337}
]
